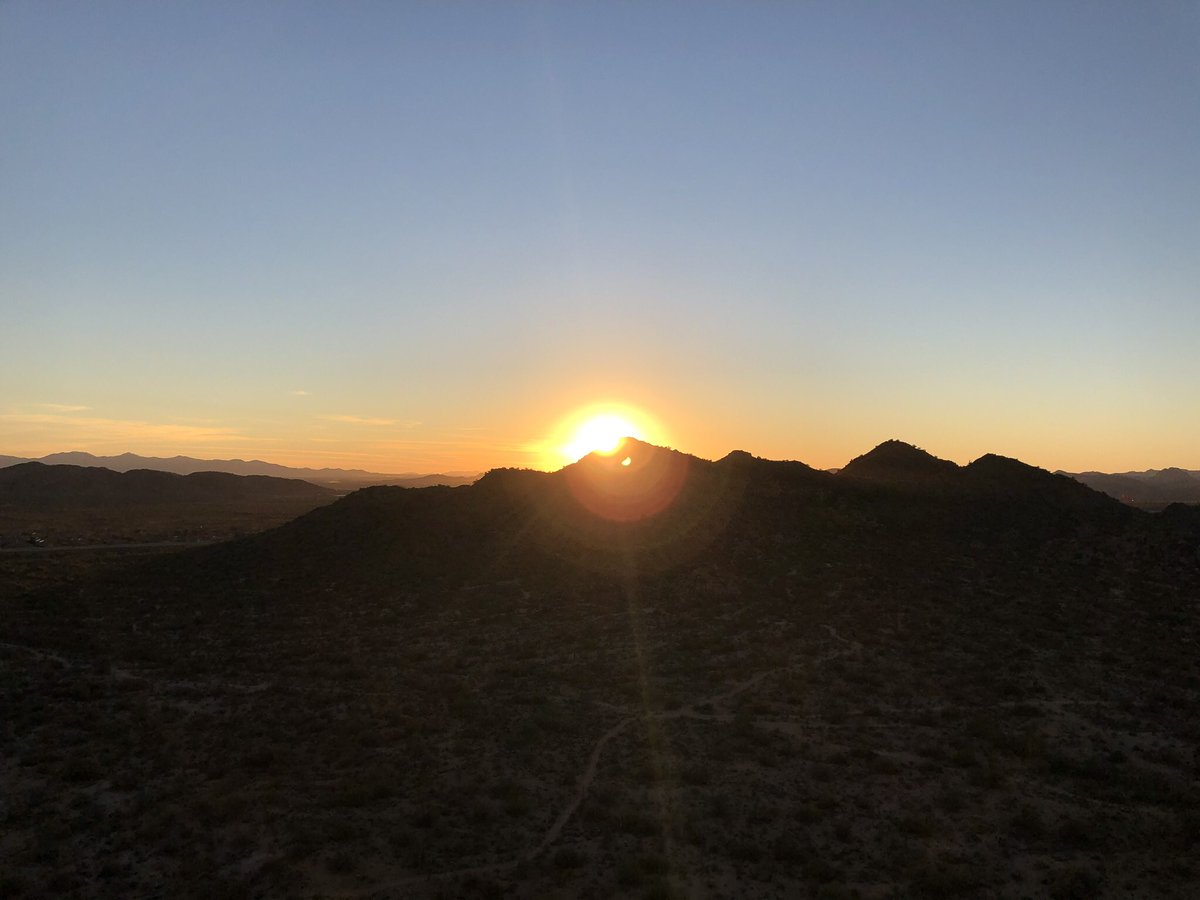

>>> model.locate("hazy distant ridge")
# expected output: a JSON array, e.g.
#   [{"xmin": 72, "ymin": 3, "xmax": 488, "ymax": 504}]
[
  {"xmin": 4, "ymin": 448, "xmax": 1197, "ymax": 502},
  {"xmin": 0, "ymin": 461, "xmax": 333, "ymax": 506},
  {"xmin": 1062, "ymin": 467, "xmax": 1200, "ymax": 506},
  {"xmin": 0, "ymin": 451, "xmax": 477, "ymax": 489}
]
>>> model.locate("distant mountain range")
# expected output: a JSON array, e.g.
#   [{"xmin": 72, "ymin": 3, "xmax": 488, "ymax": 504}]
[
  {"xmin": 4, "ymin": 445, "xmax": 1196, "ymax": 504},
  {"xmin": 0, "ymin": 451, "xmax": 478, "ymax": 489},
  {"xmin": 1061, "ymin": 466, "xmax": 1200, "ymax": 507},
  {"xmin": 0, "ymin": 461, "xmax": 333, "ymax": 507},
  {"xmin": 0, "ymin": 461, "xmax": 338, "ymax": 546}
]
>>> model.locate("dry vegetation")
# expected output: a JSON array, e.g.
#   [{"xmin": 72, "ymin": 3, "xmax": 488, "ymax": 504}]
[{"xmin": 2, "ymin": 448, "xmax": 1198, "ymax": 897}]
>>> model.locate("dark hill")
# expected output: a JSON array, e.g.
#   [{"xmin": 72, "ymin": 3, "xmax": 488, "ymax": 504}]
[
  {"xmin": 717, "ymin": 448, "xmax": 831, "ymax": 486},
  {"xmin": 838, "ymin": 439, "xmax": 960, "ymax": 484},
  {"xmin": 0, "ymin": 462, "xmax": 332, "ymax": 507},
  {"xmin": 0, "ymin": 462, "xmax": 336, "ymax": 546},
  {"xmin": 965, "ymin": 453, "xmax": 1123, "ymax": 507},
  {"xmin": 150, "ymin": 436, "xmax": 1145, "ymax": 597}
]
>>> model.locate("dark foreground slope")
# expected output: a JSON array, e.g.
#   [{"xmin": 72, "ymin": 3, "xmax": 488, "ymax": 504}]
[{"xmin": 2, "ymin": 440, "xmax": 1199, "ymax": 899}]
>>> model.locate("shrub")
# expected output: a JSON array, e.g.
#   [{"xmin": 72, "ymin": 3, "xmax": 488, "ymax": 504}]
[
  {"xmin": 552, "ymin": 846, "xmax": 586, "ymax": 869},
  {"xmin": 1009, "ymin": 804, "xmax": 1045, "ymax": 841},
  {"xmin": 1048, "ymin": 862, "xmax": 1102, "ymax": 899},
  {"xmin": 909, "ymin": 861, "xmax": 980, "ymax": 897}
]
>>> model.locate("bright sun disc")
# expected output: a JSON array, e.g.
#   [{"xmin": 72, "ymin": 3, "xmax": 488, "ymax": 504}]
[
  {"xmin": 564, "ymin": 413, "xmax": 640, "ymax": 459},
  {"xmin": 549, "ymin": 404, "xmax": 665, "ymax": 467}
]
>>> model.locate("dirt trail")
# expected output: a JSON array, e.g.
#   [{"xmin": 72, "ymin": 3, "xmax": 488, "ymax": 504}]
[
  {"xmin": 519, "ymin": 626, "xmax": 861, "ymax": 864},
  {"xmin": 526, "ymin": 715, "xmax": 636, "ymax": 859},
  {"xmin": 345, "ymin": 624, "xmax": 857, "ymax": 896}
]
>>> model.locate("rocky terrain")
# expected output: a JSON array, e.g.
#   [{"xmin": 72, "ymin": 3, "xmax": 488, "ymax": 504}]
[{"xmin": 2, "ymin": 440, "xmax": 1198, "ymax": 897}]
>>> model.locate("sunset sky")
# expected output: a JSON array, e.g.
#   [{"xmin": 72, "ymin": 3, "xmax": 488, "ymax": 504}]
[{"xmin": 2, "ymin": 2, "xmax": 1197, "ymax": 474}]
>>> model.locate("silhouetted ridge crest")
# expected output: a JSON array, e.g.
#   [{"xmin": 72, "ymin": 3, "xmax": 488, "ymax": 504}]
[
  {"xmin": 838, "ymin": 440, "xmax": 959, "ymax": 482},
  {"xmin": 965, "ymin": 453, "xmax": 1041, "ymax": 480},
  {"xmin": 560, "ymin": 437, "xmax": 701, "ymax": 472},
  {"xmin": 718, "ymin": 449, "xmax": 756, "ymax": 464},
  {"xmin": 474, "ymin": 466, "xmax": 550, "ymax": 489},
  {"xmin": 149, "ymin": 435, "xmax": 1152, "ymax": 598},
  {"xmin": 715, "ymin": 449, "xmax": 829, "ymax": 493}
]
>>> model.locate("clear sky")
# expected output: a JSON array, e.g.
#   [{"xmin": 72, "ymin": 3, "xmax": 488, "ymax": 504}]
[{"xmin": 2, "ymin": 2, "xmax": 1197, "ymax": 473}]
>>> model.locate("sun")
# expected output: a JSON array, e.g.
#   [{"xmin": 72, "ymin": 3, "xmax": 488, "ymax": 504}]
[
  {"xmin": 563, "ymin": 413, "xmax": 641, "ymax": 459},
  {"xmin": 548, "ymin": 404, "xmax": 665, "ymax": 468}
]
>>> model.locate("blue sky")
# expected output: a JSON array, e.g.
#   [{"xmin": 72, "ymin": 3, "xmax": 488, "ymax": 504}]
[{"xmin": 2, "ymin": 2, "xmax": 1197, "ymax": 471}]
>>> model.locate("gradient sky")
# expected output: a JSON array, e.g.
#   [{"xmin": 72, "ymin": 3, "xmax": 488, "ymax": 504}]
[{"xmin": 2, "ymin": 2, "xmax": 1198, "ymax": 474}]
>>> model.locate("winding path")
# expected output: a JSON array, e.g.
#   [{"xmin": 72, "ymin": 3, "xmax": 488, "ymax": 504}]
[{"xmin": 346, "ymin": 625, "xmax": 858, "ymax": 896}]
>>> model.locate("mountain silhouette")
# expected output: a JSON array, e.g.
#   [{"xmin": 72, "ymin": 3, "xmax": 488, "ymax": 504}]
[
  {"xmin": 134, "ymin": 436, "xmax": 1160, "ymax": 600},
  {"xmin": 838, "ymin": 439, "xmax": 960, "ymax": 484},
  {"xmin": 0, "ymin": 462, "xmax": 332, "ymax": 507},
  {"xmin": 1066, "ymin": 466, "xmax": 1200, "ymax": 506},
  {"xmin": 1146, "ymin": 467, "xmax": 1200, "ymax": 495},
  {"xmin": 0, "ymin": 451, "xmax": 476, "ymax": 488}
]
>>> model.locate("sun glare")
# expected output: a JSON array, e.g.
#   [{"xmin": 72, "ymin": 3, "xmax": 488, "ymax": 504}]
[
  {"xmin": 565, "ymin": 414, "xmax": 638, "ymax": 458},
  {"xmin": 549, "ymin": 404, "xmax": 666, "ymax": 467}
]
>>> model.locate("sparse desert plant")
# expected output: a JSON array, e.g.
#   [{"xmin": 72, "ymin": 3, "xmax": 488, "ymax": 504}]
[
  {"xmin": 1055, "ymin": 814, "xmax": 1095, "ymax": 848},
  {"xmin": 814, "ymin": 881, "xmax": 856, "ymax": 899},
  {"xmin": 705, "ymin": 793, "xmax": 732, "ymax": 820},
  {"xmin": 1009, "ymin": 804, "xmax": 1045, "ymax": 841},
  {"xmin": 1179, "ymin": 810, "xmax": 1200, "ymax": 847},
  {"xmin": 908, "ymin": 859, "xmax": 980, "ymax": 897},
  {"xmin": 617, "ymin": 809, "xmax": 657, "ymax": 836},
  {"xmin": 1048, "ymin": 861, "xmax": 1102, "ymax": 899},
  {"xmin": 551, "ymin": 846, "xmax": 586, "ymax": 869},
  {"xmin": 680, "ymin": 763, "xmax": 710, "ymax": 785},
  {"xmin": 616, "ymin": 856, "xmax": 643, "ymax": 887}
]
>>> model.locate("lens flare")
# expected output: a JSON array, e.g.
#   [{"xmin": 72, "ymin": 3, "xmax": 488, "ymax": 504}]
[{"xmin": 564, "ymin": 437, "xmax": 689, "ymax": 521}]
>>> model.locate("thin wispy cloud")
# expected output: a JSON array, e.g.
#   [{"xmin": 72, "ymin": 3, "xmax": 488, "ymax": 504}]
[
  {"xmin": 291, "ymin": 390, "xmax": 310, "ymax": 396},
  {"xmin": 321, "ymin": 416, "xmax": 422, "ymax": 428},
  {"xmin": 322, "ymin": 415, "xmax": 399, "ymax": 427},
  {"xmin": 36, "ymin": 403, "xmax": 91, "ymax": 413}
]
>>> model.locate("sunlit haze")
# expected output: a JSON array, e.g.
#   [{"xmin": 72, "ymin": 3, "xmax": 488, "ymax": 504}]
[{"xmin": 2, "ymin": 3, "xmax": 1197, "ymax": 474}]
